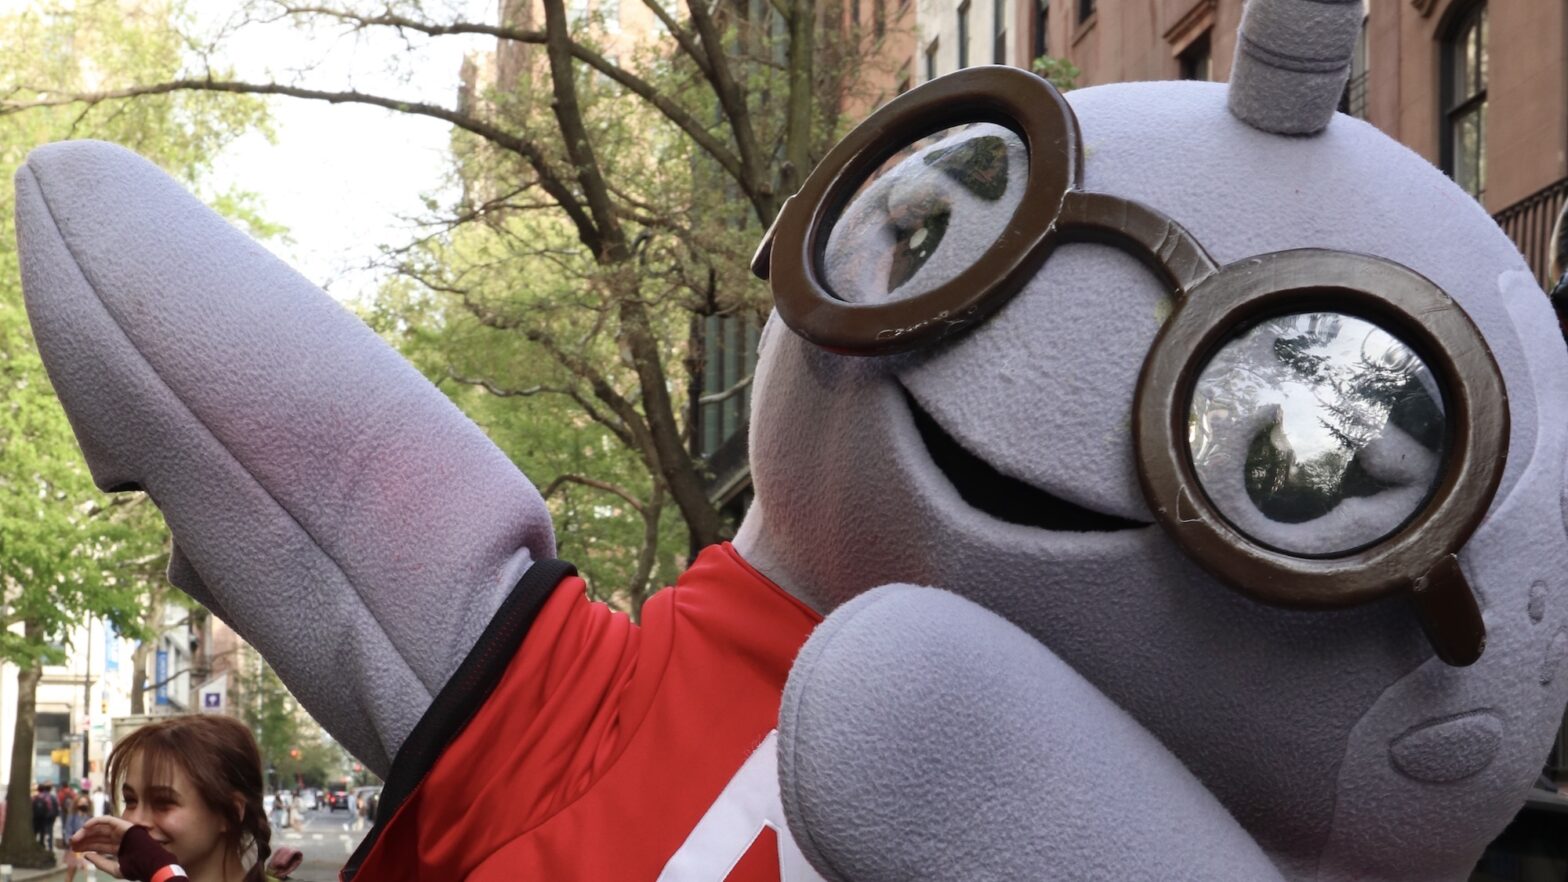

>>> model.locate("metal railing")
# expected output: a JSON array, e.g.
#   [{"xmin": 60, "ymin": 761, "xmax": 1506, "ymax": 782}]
[
  {"xmin": 1493, "ymin": 176, "xmax": 1568, "ymax": 290},
  {"xmin": 1339, "ymin": 71, "xmax": 1367, "ymax": 120}
]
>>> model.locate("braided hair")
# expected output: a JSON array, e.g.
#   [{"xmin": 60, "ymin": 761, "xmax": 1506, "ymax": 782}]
[{"xmin": 105, "ymin": 715, "xmax": 272, "ymax": 881}]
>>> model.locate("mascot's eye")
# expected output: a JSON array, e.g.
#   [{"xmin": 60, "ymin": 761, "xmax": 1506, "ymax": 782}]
[
  {"xmin": 884, "ymin": 197, "xmax": 952, "ymax": 292},
  {"xmin": 1186, "ymin": 312, "xmax": 1448, "ymax": 557},
  {"xmin": 820, "ymin": 127, "xmax": 1023, "ymax": 304}
]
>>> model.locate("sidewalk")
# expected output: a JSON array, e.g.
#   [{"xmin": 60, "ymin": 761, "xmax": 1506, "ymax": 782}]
[{"xmin": 6, "ymin": 866, "xmax": 66, "ymax": 882}]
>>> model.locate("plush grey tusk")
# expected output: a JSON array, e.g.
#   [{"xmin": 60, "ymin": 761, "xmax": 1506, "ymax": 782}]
[{"xmin": 1228, "ymin": 0, "xmax": 1363, "ymax": 135}]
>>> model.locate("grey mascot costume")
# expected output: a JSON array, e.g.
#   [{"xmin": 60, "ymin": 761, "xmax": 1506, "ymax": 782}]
[{"xmin": 14, "ymin": 0, "xmax": 1568, "ymax": 878}]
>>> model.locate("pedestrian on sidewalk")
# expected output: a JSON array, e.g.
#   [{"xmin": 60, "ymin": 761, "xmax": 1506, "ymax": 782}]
[
  {"xmin": 63, "ymin": 794, "xmax": 92, "ymax": 882},
  {"xmin": 31, "ymin": 783, "xmax": 58, "ymax": 850},
  {"xmin": 70, "ymin": 715, "xmax": 270, "ymax": 882},
  {"xmin": 57, "ymin": 782, "xmax": 76, "ymax": 828}
]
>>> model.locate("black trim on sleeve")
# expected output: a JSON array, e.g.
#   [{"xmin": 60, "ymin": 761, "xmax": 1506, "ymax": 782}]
[{"xmin": 341, "ymin": 557, "xmax": 578, "ymax": 880}]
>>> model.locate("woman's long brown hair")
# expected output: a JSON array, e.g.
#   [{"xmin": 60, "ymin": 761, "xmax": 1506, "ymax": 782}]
[{"xmin": 106, "ymin": 715, "xmax": 271, "ymax": 882}]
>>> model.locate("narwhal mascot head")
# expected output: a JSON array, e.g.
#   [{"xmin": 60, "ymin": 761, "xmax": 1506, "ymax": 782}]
[
  {"xmin": 747, "ymin": 0, "xmax": 1568, "ymax": 880},
  {"xmin": 11, "ymin": 0, "xmax": 1567, "ymax": 879}
]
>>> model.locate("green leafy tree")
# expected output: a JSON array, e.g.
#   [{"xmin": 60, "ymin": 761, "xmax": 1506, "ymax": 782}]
[
  {"xmin": 3, "ymin": 1, "xmax": 900, "ymax": 610},
  {"xmin": 234, "ymin": 646, "xmax": 301, "ymax": 793},
  {"xmin": 1031, "ymin": 54, "xmax": 1081, "ymax": 91},
  {"xmin": 0, "ymin": 1, "xmax": 268, "ymax": 863}
]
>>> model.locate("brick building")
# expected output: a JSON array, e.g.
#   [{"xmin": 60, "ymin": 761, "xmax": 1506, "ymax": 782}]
[{"xmin": 906, "ymin": 0, "xmax": 1568, "ymax": 286}]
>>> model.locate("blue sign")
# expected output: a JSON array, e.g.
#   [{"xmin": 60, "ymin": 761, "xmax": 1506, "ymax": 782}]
[
  {"xmin": 155, "ymin": 649, "xmax": 169, "ymax": 706},
  {"xmin": 104, "ymin": 622, "xmax": 118, "ymax": 672},
  {"xmin": 204, "ymin": 692, "xmax": 221, "ymax": 709}
]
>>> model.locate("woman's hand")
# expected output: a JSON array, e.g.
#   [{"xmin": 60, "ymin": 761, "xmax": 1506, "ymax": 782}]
[{"xmin": 71, "ymin": 815, "xmax": 131, "ymax": 878}]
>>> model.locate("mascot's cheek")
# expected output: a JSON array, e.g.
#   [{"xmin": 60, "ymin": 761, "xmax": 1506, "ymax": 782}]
[{"xmin": 1562, "ymin": 441, "xmax": 1568, "ymax": 548}]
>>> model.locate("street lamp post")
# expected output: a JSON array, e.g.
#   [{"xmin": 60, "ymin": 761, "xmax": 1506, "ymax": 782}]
[{"xmin": 82, "ymin": 619, "xmax": 93, "ymax": 786}]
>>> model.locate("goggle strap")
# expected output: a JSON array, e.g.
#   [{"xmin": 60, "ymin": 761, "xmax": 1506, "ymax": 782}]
[
  {"xmin": 1411, "ymin": 553, "xmax": 1485, "ymax": 667},
  {"xmin": 751, "ymin": 196, "xmax": 795, "ymax": 282}
]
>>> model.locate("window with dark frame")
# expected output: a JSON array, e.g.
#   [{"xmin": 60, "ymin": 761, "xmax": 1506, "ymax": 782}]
[
  {"xmin": 1338, "ymin": 10, "xmax": 1369, "ymax": 119},
  {"xmin": 926, "ymin": 38, "xmax": 939, "ymax": 81},
  {"xmin": 1034, "ymin": 0, "xmax": 1048, "ymax": 60},
  {"xmin": 958, "ymin": 1, "xmax": 970, "ymax": 68},
  {"xmin": 698, "ymin": 314, "xmax": 759, "ymax": 459},
  {"xmin": 1077, "ymin": 0, "xmax": 1093, "ymax": 24},
  {"xmin": 1178, "ymin": 31, "xmax": 1211, "ymax": 81},
  {"xmin": 1441, "ymin": 3, "xmax": 1487, "ymax": 200},
  {"xmin": 993, "ymin": 0, "xmax": 1007, "ymax": 64}
]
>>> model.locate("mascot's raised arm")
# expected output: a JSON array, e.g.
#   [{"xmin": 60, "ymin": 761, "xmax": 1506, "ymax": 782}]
[{"xmin": 14, "ymin": 0, "xmax": 1568, "ymax": 879}]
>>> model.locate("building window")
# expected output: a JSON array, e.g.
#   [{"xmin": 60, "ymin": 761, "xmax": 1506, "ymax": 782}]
[
  {"xmin": 926, "ymin": 38, "xmax": 939, "ymax": 80},
  {"xmin": 874, "ymin": 0, "xmax": 885, "ymax": 37},
  {"xmin": 1178, "ymin": 31, "xmax": 1210, "ymax": 81},
  {"xmin": 1442, "ymin": 3, "xmax": 1487, "ymax": 200},
  {"xmin": 1033, "ymin": 0, "xmax": 1048, "ymax": 60},
  {"xmin": 1338, "ymin": 10, "xmax": 1368, "ymax": 119},
  {"xmin": 698, "ymin": 314, "xmax": 758, "ymax": 458},
  {"xmin": 958, "ymin": 1, "xmax": 970, "ymax": 68},
  {"xmin": 1077, "ymin": 0, "xmax": 1093, "ymax": 23},
  {"xmin": 993, "ymin": 0, "xmax": 1007, "ymax": 63}
]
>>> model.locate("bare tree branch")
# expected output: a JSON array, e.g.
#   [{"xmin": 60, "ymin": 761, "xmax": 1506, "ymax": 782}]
[
  {"xmin": 541, "ymin": 0, "xmax": 625, "ymax": 262},
  {"xmin": 267, "ymin": 4, "xmax": 747, "ymax": 184},
  {"xmin": 635, "ymin": 0, "xmax": 714, "ymax": 76},
  {"xmin": 539, "ymin": 473, "xmax": 647, "ymax": 513},
  {"xmin": 0, "ymin": 79, "xmax": 606, "ymax": 253},
  {"xmin": 431, "ymin": 279, "xmax": 662, "ymax": 467},
  {"xmin": 627, "ymin": 480, "xmax": 666, "ymax": 618},
  {"xmin": 682, "ymin": 0, "xmax": 772, "ymax": 221},
  {"xmin": 444, "ymin": 368, "xmax": 635, "ymax": 449},
  {"xmin": 697, "ymin": 372, "xmax": 751, "ymax": 405}
]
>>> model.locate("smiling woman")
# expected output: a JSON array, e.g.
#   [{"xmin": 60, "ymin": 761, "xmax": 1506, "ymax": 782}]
[{"xmin": 71, "ymin": 716, "xmax": 269, "ymax": 882}]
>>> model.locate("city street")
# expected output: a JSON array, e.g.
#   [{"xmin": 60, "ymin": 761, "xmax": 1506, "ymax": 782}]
[{"xmin": 272, "ymin": 806, "xmax": 370, "ymax": 882}]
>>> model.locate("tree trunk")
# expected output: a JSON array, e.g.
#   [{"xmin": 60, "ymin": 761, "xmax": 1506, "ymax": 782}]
[
  {"xmin": 628, "ymin": 482, "xmax": 667, "ymax": 623},
  {"xmin": 130, "ymin": 645, "xmax": 148, "ymax": 717},
  {"xmin": 130, "ymin": 583, "xmax": 169, "ymax": 716},
  {"xmin": 782, "ymin": 0, "xmax": 817, "ymax": 195},
  {"xmin": 0, "ymin": 643, "xmax": 53, "ymax": 867}
]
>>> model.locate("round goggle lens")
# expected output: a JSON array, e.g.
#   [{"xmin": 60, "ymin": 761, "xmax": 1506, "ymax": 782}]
[
  {"xmin": 1188, "ymin": 312, "xmax": 1447, "ymax": 556},
  {"xmin": 819, "ymin": 124, "xmax": 1026, "ymax": 306}
]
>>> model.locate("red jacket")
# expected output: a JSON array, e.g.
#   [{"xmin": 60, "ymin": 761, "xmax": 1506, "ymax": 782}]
[{"xmin": 345, "ymin": 543, "xmax": 823, "ymax": 880}]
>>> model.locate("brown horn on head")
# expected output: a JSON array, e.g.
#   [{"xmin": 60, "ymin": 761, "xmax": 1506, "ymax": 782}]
[{"xmin": 1228, "ymin": 0, "xmax": 1363, "ymax": 135}]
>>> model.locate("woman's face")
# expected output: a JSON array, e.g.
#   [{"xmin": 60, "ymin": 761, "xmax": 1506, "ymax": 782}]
[{"xmin": 119, "ymin": 753, "xmax": 230, "ymax": 869}]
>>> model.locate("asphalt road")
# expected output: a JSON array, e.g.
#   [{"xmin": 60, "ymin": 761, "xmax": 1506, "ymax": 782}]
[
  {"xmin": 13, "ymin": 807, "xmax": 370, "ymax": 882},
  {"xmin": 271, "ymin": 806, "xmax": 370, "ymax": 882}
]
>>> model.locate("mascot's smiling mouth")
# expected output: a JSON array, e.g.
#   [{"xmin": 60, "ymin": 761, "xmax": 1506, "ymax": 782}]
[{"xmin": 903, "ymin": 387, "xmax": 1150, "ymax": 532}]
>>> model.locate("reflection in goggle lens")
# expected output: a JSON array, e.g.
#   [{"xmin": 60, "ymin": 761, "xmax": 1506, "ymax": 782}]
[
  {"xmin": 820, "ymin": 126, "xmax": 1025, "ymax": 305},
  {"xmin": 1188, "ymin": 312, "xmax": 1447, "ymax": 557}
]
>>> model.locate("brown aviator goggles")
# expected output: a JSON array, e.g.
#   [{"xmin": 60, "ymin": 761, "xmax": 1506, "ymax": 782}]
[{"xmin": 751, "ymin": 66, "xmax": 1507, "ymax": 667}]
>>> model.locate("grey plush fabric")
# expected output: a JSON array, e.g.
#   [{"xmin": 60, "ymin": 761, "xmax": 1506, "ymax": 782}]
[
  {"xmin": 779, "ymin": 585, "xmax": 1288, "ymax": 882},
  {"xmin": 10, "ymin": 8, "xmax": 1566, "ymax": 880},
  {"xmin": 1228, "ymin": 0, "xmax": 1363, "ymax": 135},
  {"xmin": 744, "ymin": 80, "xmax": 1568, "ymax": 880},
  {"xmin": 14, "ymin": 141, "xmax": 554, "ymax": 776}
]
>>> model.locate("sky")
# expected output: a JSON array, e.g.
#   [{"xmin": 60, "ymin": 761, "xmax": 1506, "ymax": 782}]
[{"xmin": 189, "ymin": 1, "xmax": 497, "ymax": 304}]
